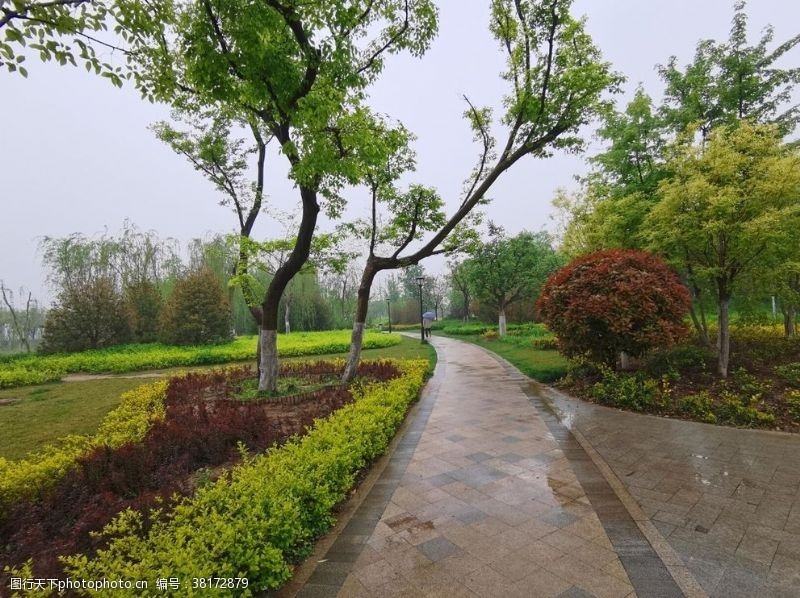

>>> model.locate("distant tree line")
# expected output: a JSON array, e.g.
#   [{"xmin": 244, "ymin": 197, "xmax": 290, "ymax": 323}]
[{"xmin": 32, "ymin": 223, "xmax": 345, "ymax": 354}]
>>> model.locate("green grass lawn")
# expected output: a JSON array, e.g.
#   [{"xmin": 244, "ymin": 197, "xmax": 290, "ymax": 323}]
[
  {"xmin": 437, "ymin": 332, "xmax": 568, "ymax": 383},
  {"xmin": 0, "ymin": 336, "xmax": 436, "ymax": 461}
]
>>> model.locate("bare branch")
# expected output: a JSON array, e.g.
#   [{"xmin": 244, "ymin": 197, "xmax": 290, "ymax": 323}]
[{"xmin": 356, "ymin": 0, "xmax": 410, "ymax": 76}]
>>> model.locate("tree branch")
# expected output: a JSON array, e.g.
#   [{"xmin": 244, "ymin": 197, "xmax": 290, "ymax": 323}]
[{"xmin": 356, "ymin": 0, "xmax": 410, "ymax": 76}]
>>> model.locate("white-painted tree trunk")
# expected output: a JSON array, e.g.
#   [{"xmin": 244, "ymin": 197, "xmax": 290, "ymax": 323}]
[
  {"xmin": 498, "ymin": 308, "xmax": 507, "ymax": 336},
  {"xmin": 619, "ymin": 351, "xmax": 631, "ymax": 371},
  {"xmin": 284, "ymin": 301, "xmax": 291, "ymax": 334},
  {"xmin": 258, "ymin": 329, "xmax": 279, "ymax": 392},
  {"xmin": 342, "ymin": 321, "xmax": 365, "ymax": 383}
]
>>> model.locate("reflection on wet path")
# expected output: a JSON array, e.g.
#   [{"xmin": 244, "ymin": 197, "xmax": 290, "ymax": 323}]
[
  {"xmin": 529, "ymin": 369, "xmax": 800, "ymax": 597},
  {"xmin": 300, "ymin": 336, "xmax": 643, "ymax": 597}
]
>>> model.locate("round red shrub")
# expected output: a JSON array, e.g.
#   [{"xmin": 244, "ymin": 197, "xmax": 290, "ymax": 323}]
[{"xmin": 536, "ymin": 249, "xmax": 691, "ymax": 366}]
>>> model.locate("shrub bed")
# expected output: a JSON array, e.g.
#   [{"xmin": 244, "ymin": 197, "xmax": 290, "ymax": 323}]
[
  {"xmin": 1, "ymin": 360, "xmax": 423, "ymax": 592},
  {"xmin": 55, "ymin": 360, "xmax": 428, "ymax": 595},
  {"xmin": 0, "ymin": 331, "xmax": 402, "ymax": 389},
  {"xmin": 0, "ymin": 381, "xmax": 168, "ymax": 508},
  {"xmin": 563, "ymin": 328, "xmax": 800, "ymax": 430},
  {"xmin": 440, "ymin": 321, "xmax": 552, "ymax": 337}
]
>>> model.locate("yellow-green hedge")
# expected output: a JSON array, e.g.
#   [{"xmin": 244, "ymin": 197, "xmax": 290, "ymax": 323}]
[
  {"xmin": 62, "ymin": 360, "xmax": 430, "ymax": 596},
  {"xmin": 0, "ymin": 331, "xmax": 402, "ymax": 389},
  {"xmin": 0, "ymin": 381, "xmax": 167, "ymax": 509}
]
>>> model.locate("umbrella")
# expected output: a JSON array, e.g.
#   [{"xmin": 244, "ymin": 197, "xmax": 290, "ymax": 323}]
[{"xmin": 422, "ymin": 311, "xmax": 436, "ymax": 320}]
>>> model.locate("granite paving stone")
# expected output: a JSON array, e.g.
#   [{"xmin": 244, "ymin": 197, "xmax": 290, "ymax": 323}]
[{"xmin": 293, "ymin": 335, "xmax": 800, "ymax": 597}]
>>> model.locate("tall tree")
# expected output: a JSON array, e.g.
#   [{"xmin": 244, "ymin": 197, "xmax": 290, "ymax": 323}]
[
  {"xmin": 152, "ymin": 110, "xmax": 270, "ymax": 349},
  {"xmin": 448, "ymin": 259, "xmax": 473, "ymax": 321},
  {"xmin": 116, "ymin": 0, "xmax": 439, "ymax": 392},
  {"xmin": 428, "ymin": 276, "xmax": 449, "ymax": 320},
  {"xmin": 579, "ymin": 88, "xmax": 668, "ymax": 250},
  {"xmin": 647, "ymin": 122, "xmax": 800, "ymax": 377},
  {"xmin": 0, "ymin": 282, "xmax": 40, "ymax": 353},
  {"xmin": 466, "ymin": 227, "xmax": 561, "ymax": 336},
  {"xmin": 341, "ymin": 0, "xmax": 622, "ymax": 380},
  {"xmin": 658, "ymin": 0, "xmax": 800, "ymax": 137}
]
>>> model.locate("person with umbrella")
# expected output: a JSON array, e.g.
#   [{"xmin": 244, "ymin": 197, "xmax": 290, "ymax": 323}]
[{"xmin": 422, "ymin": 311, "xmax": 435, "ymax": 339}]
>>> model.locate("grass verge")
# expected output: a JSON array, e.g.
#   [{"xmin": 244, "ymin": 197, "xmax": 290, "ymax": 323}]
[
  {"xmin": 0, "ymin": 331, "xmax": 402, "ymax": 389},
  {"xmin": 437, "ymin": 333, "xmax": 568, "ymax": 383}
]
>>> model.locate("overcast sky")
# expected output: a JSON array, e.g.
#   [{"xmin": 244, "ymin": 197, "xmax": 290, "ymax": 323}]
[{"xmin": 2, "ymin": 0, "xmax": 798, "ymax": 304}]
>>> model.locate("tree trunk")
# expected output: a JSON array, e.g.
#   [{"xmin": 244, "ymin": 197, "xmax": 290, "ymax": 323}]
[
  {"xmin": 619, "ymin": 351, "xmax": 631, "ymax": 371},
  {"xmin": 688, "ymin": 302, "xmax": 712, "ymax": 348},
  {"xmin": 463, "ymin": 293, "xmax": 469, "ymax": 321},
  {"xmin": 498, "ymin": 306, "xmax": 507, "ymax": 337},
  {"xmin": 258, "ymin": 187, "xmax": 319, "ymax": 392},
  {"xmin": 342, "ymin": 264, "xmax": 376, "ymax": 383},
  {"xmin": 284, "ymin": 300, "xmax": 291, "ymax": 334},
  {"xmin": 784, "ymin": 306, "xmax": 797, "ymax": 337},
  {"xmin": 717, "ymin": 294, "xmax": 731, "ymax": 378},
  {"xmin": 258, "ymin": 330, "xmax": 279, "ymax": 392}
]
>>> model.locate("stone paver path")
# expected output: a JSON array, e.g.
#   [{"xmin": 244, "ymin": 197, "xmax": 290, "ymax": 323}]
[
  {"xmin": 296, "ymin": 336, "xmax": 695, "ymax": 597},
  {"xmin": 538, "ymin": 376, "xmax": 800, "ymax": 597},
  {"xmin": 294, "ymin": 335, "xmax": 800, "ymax": 597}
]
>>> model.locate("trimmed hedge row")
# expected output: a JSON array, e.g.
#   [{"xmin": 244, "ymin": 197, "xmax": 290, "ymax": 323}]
[
  {"xmin": 62, "ymin": 360, "xmax": 430, "ymax": 596},
  {"xmin": 0, "ymin": 382, "xmax": 168, "ymax": 509},
  {"xmin": 0, "ymin": 331, "xmax": 402, "ymax": 389},
  {"xmin": 440, "ymin": 321, "xmax": 553, "ymax": 337}
]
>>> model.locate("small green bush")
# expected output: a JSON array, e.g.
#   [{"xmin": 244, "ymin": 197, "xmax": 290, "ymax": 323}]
[
  {"xmin": 529, "ymin": 337, "xmax": 557, "ymax": 350},
  {"xmin": 159, "ymin": 268, "xmax": 233, "ymax": 345},
  {"xmin": 644, "ymin": 344, "xmax": 713, "ymax": 378},
  {"xmin": 731, "ymin": 367, "xmax": 772, "ymax": 400},
  {"xmin": 787, "ymin": 390, "xmax": 800, "ymax": 420},
  {"xmin": 62, "ymin": 360, "xmax": 430, "ymax": 594},
  {"xmin": 776, "ymin": 363, "xmax": 800, "ymax": 387},
  {"xmin": 679, "ymin": 392, "xmax": 717, "ymax": 423},
  {"xmin": 714, "ymin": 390, "xmax": 774, "ymax": 427},
  {"xmin": 441, "ymin": 323, "xmax": 495, "ymax": 335},
  {"xmin": 125, "ymin": 281, "xmax": 164, "ymax": 343},
  {"xmin": 590, "ymin": 366, "xmax": 663, "ymax": 412},
  {"xmin": 39, "ymin": 278, "xmax": 131, "ymax": 354}
]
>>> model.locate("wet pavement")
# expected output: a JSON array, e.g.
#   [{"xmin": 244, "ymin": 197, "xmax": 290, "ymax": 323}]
[
  {"xmin": 292, "ymin": 336, "xmax": 800, "ymax": 597},
  {"xmin": 536, "ymin": 374, "xmax": 800, "ymax": 597}
]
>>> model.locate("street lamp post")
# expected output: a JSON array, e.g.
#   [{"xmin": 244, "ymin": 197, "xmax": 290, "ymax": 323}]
[
  {"xmin": 416, "ymin": 276, "xmax": 426, "ymax": 344},
  {"xmin": 386, "ymin": 298, "xmax": 392, "ymax": 334}
]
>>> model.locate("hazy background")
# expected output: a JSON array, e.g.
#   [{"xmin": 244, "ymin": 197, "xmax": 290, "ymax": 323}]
[{"xmin": 1, "ymin": 0, "xmax": 798, "ymax": 303}]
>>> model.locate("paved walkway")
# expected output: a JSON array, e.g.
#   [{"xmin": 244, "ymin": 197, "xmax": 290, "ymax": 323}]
[
  {"xmin": 293, "ymin": 336, "xmax": 800, "ymax": 598},
  {"xmin": 539, "ymin": 378, "xmax": 800, "ymax": 597}
]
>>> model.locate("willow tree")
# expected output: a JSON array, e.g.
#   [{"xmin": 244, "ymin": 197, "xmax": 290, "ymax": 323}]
[
  {"xmin": 113, "ymin": 0, "xmax": 438, "ymax": 391},
  {"xmin": 340, "ymin": 0, "xmax": 622, "ymax": 381}
]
